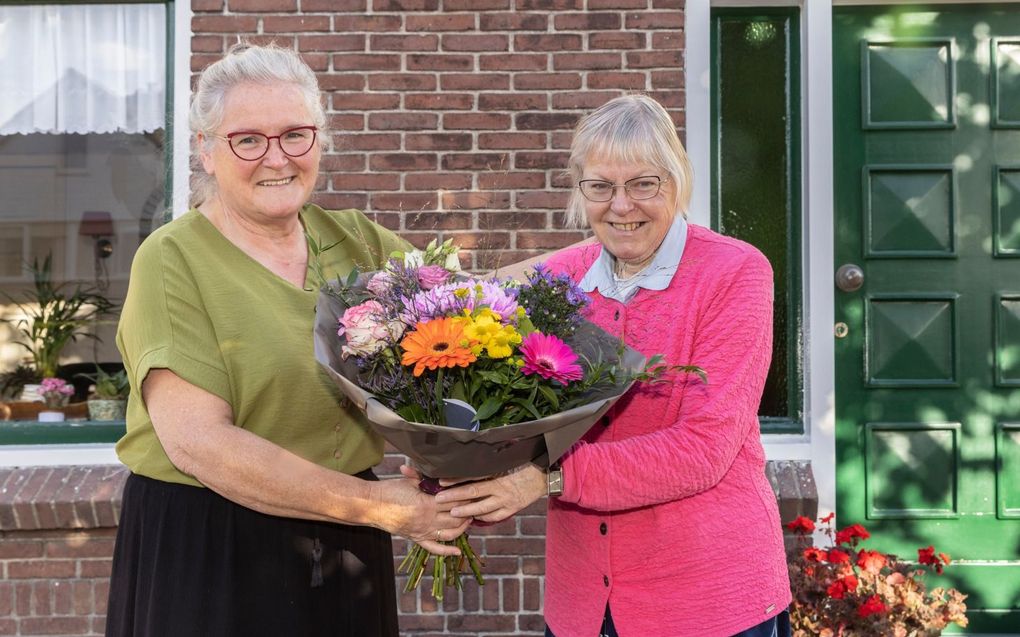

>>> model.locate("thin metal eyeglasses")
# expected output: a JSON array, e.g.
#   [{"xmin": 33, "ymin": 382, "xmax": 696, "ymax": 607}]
[
  {"xmin": 577, "ymin": 175, "xmax": 667, "ymax": 202},
  {"xmin": 212, "ymin": 125, "xmax": 318, "ymax": 161}
]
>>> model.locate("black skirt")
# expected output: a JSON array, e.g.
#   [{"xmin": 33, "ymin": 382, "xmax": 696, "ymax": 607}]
[{"xmin": 106, "ymin": 472, "xmax": 398, "ymax": 637}]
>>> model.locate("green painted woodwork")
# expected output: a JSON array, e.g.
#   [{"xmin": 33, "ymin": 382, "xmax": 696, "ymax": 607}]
[
  {"xmin": 0, "ymin": 420, "xmax": 124, "ymax": 444},
  {"xmin": 866, "ymin": 296, "xmax": 958, "ymax": 386},
  {"xmin": 998, "ymin": 295, "xmax": 1020, "ymax": 385},
  {"xmin": 711, "ymin": 7, "xmax": 802, "ymax": 432},
  {"xmin": 865, "ymin": 422, "xmax": 960, "ymax": 518},
  {"xmin": 992, "ymin": 38, "xmax": 1020, "ymax": 127},
  {"xmin": 997, "ymin": 423, "xmax": 1020, "ymax": 518},
  {"xmin": 996, "ymin": 167, "xmax": 1020, "ymax": 255},
  {"xmin": 835, "ymin": 5, "xmax": 1020, "ymax": 632},
  {"xmin": 863, "ymin": 39, "xmax": 956, "ymax": 129},
  {"xmin": 865, "ymin": 166, "xmax": 956, "ymax": 256}
]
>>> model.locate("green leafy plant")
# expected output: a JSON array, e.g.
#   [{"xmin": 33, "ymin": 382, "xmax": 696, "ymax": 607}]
[
  {"xmin": 2, "ymin": 255, "xmax": 116, "ymax": 378},
  {"xmin": 787, "ymin": 514, "xmax": 968, "ymax": 637},
  {"xmin": 78, "ymin": 366, "xmax": 129, "ymax": 400}
]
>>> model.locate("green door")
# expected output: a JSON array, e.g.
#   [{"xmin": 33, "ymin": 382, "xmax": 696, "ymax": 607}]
[{"xmin": 834, "ymin": 5, "xmax": 1020, "ymax": 632}]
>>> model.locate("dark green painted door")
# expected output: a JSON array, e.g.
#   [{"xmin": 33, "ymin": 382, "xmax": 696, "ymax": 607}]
[{"xmin": 834, "ymin": 5, "xmax": 1020, "ymax": 632}]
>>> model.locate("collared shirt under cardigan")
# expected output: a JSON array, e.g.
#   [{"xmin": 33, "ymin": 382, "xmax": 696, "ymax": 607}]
[
  {"xmin": 543, "ymin": 221, "xmax": 792, "ymax": 637},
  {"xmin": 579, "ymin": 214, "xmax": 688, "ymax": 303}
]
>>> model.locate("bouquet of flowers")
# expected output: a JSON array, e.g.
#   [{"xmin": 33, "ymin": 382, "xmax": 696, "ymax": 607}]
[
  {"xmin": 39, "ymin": 377, "xmax": 74, "ymax": 408},
  {"xmin": 786, "ymin": 514, "xmax": 968, "ymax": 636},
  {"xmin": 313, "ymin": 240, "xmax": 701, "ymax": 599}
]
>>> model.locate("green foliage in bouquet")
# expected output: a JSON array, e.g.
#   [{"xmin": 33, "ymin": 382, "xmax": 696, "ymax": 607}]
[{"xmin": 786, "ymin": 514, "xmax": 968, "ymax": 637}]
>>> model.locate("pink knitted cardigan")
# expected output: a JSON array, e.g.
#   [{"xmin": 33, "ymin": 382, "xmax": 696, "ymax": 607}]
[{"xmin": 543, "ymin": 223, "xmax": 792, "ymax": 637}]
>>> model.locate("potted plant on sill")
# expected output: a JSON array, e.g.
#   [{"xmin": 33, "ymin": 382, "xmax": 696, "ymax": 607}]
[
  {"xmin": 1, "ymin": 254, "xmax": 116, "ymax": 382},
  {"xmin": 80, "ymin": 366, "xmax": 129, "ymax": 421},
  {"xmin": 38, "ymin": 377, "xmax": 75, "ymax": 422},
  {"xmin": 0, "ymin": 364, "xmax": 42, "ymax": 401}
]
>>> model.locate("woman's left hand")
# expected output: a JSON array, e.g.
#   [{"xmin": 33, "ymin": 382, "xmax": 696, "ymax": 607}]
[{"xmin": 433, "ymin": 463, "xmax": 547, "ymax": 523}]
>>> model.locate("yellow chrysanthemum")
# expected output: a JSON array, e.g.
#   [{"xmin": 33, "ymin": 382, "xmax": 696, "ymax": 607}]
[
  {"xmin": 461, "ymin": 309, "xmax": 521, "ymax": 359},
  {"xmin": 400, "ymin": 318, "xmax": 477, "ymax": 376}
]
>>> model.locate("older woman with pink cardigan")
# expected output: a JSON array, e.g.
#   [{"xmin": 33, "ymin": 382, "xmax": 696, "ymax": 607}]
[{"xmin": 437, "ymin": 95, "xmax": 792, "ymax": 637}]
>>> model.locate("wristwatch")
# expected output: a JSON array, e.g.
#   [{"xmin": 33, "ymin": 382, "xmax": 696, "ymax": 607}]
[{"xmin": 547, "ymin": 464, "xmax": 563, "ymax": 497}]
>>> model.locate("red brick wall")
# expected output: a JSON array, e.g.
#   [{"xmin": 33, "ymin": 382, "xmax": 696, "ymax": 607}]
[
  {"xmin": 189, "ymin": 0, "xmax": 686, "ymax": 270},
  {"xmin": 0, "ymin": 462, "xmax": 815, "ymax": 637},
  {"xmin": 0, "ymin": 466, "xmax": 122, "ymax": 637}
]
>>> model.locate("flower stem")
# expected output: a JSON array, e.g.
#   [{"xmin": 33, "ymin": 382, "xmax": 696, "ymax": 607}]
[
  {"xmin": 435, "ymin": 368, "xmax": 446, "ymax": 427},
  {"xmin": 398, "ymin": 532, "xmax": 485, "ymax": 601}
]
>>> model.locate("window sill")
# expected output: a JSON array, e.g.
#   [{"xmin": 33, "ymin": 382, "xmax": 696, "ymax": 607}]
[{"xmin": 0, "ymin": 420, "xmax": 125, "ymax": 445}]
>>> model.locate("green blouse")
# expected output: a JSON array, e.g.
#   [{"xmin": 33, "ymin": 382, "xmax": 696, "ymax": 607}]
[{"xmin": 115, "ymin": 205, "xmax": 409, "ymax": 487}]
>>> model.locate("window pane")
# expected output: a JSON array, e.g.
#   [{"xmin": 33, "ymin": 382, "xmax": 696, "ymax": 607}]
[
  {"xmin": 0, "ymin": 132, "xmax": 166, "ymax": 371},
  {"xmin": 713, "ymin": 10, "xmax": 802, "ymax": 427},
  {"xmin": 0, "ymin": 3, "xmax": 167, "ymax": 393}
]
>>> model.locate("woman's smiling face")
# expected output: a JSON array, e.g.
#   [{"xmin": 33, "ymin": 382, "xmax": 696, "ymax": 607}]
[
  {"xmin": 582, "ymin": 161, "xmax": 677, "ymax": 269},
  {"xmin": 199, "ymin": 81, "xmax": 320, "ymax": 224}
]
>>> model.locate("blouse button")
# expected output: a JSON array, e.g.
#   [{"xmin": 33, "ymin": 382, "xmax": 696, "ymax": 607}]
[
  {"xmin": 603, "ymin": 575, "xmax": 609, "ymax": 587},
  {"xmin": 613, "ymin": 309, "xmax": 620, "ymax": 321},
  {"xmin": 600, "ymin": 522, "xmax": 607, "ymax": 535}
]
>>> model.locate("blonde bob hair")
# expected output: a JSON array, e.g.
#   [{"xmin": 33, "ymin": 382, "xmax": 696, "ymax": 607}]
[
  {"xmin": 189, "ymin": 42, "xmax": 328, "ymax": 207},
  {"xmin": 563, "ymin": 94, "xmax": 694, "ymax": 228}
]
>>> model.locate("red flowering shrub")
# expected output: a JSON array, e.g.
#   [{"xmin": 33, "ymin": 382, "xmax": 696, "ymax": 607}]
[{"xmin": 786, "ymin": 515, "xmax": 968, "ymax": 637}]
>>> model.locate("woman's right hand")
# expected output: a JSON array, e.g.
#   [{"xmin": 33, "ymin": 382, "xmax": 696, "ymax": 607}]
[{"xmin": 372, "ymin": 477, "xmax": 472, "ymax": 556}]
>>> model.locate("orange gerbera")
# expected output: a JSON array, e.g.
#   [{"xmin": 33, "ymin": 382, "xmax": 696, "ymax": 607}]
[{"xmin": 400, "ymin": 318, "xmax": 477, "ymax": 376}]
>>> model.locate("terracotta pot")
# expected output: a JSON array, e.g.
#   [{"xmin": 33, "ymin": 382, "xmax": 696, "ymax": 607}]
[
  {"xmin": 87, "ymin": 399, "xmax": 127, "ymax": 421},
  {"xmin": 1, "ymin": 401, "xmax": 89, "ymax": 421}
]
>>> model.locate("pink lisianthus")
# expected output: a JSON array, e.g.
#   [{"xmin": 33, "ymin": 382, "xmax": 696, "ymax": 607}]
[
  {"xmin": 367, "ymin": 271, "xmax": 394, "ymax": 296},
  {"xmin": 417, "ymin": 264, "xmax": 451, "ymax": 290},
  {"xmin": 519, "ymin": 332, "xmax": 583, "ymax": 385},
  {"xmin": 337, "ymin": 300, "xmax": 405, "ymax": 358}
]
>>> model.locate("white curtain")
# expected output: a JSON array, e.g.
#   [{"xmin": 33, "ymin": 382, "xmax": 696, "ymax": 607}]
[{"xmin": 0, "ymin": 4, "xmax": 165, "ymax": 135}]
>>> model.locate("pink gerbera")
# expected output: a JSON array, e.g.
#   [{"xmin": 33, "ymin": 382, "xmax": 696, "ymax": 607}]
[{"xmin": 519, "ymin": 332, "xmax": 583, "ymax": 385}]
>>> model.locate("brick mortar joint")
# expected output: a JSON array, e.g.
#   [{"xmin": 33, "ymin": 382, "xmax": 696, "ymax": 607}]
[{"xmin": 0, "ymin": 466, "xmax": 128, "ymax": 532}]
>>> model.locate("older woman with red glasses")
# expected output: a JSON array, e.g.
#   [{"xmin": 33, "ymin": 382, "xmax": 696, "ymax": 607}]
[
  {"xmin": 438, "ymin": 95, "xmax": 792, "ymax": 637},
  {"xmin": 105, "ymin": 43, "xmax": 469, "ymax": 637}
]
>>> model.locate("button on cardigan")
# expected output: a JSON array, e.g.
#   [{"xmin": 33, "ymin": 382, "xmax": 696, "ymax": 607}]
[{"xmin": 543, "ymin": 223, "xmax": 792, "ymax": 637}]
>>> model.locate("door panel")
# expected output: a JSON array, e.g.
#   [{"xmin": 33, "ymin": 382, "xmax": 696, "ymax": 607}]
[{"xmin": 835, "ymin": 5, "xmax": 1020, "ymax": 632}]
